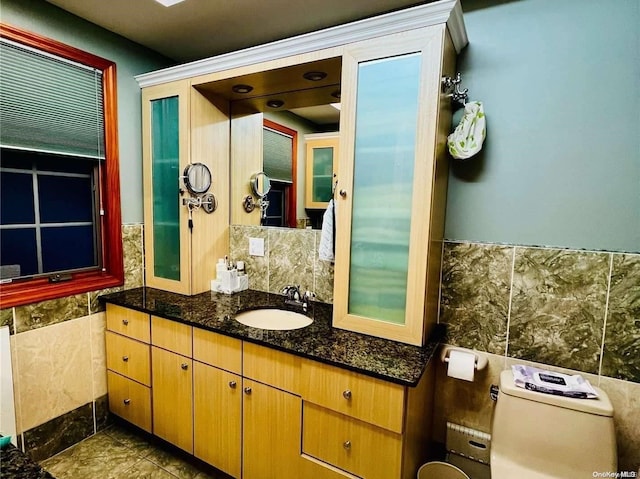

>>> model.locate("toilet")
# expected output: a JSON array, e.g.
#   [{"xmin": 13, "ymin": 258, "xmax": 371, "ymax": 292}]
[{"xmin": 491, "ymin": 370, "xmax": 617, "ymax": 478}]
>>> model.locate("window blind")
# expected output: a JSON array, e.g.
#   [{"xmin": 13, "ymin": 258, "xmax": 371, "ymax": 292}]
[
  {"xmin": 263, "ymin": 126, "xmax": 293, "ymax": 183},
  {"xmin": 0, "ymin": 38, "xmax": 105, "ymax": 160}
]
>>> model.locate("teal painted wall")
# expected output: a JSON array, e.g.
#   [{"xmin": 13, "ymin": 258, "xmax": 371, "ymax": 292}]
[
  {"xmin": 445, "ymin": 0, "xmax": 640, "ymax": 253},
  {"xmin": 1, "ymin": 0, "xmax": 173, "ymax": 224}
]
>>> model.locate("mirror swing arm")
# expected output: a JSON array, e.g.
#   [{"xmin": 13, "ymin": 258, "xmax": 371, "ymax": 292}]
[
  {"xmin": 243, "ymin": 171, "xmax": 271, "ymax": 220},
  {"xmin": 180, "ymin": 162, "xmax": 217, "ymax": 230}
]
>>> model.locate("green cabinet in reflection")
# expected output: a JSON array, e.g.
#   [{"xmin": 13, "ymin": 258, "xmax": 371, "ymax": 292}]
[
  {"xmin": 333, "ymin": 26, "xmax": 456, "ymax": 346},
  {"xmin": 305, "ymin": 133, "xmax": 339, "ymax": 209}
]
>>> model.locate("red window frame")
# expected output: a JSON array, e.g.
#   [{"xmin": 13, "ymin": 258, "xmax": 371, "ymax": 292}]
[
  {"xmin": 0, "ymin": 24, "xmax": 123, "ymax": 308},
  {"xmin": 263, "ymin": 118, "xmax": 297, "ymax": 228}
]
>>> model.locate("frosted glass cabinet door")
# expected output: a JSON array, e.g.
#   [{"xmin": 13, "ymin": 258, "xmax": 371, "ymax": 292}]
[
  {"xmin": 348, "ymin": 53, "xmax": 421, "ymax": 325},
  {"xmin": 333, "ymin": 27, "xmax": 449, "ymax": 346},
  {"xmin": 142, "ymin": 81, "xmax": 191, "ymax": 295},
  {"xmin": 151, "ymin": 96, "xmax": 181, "ymax": 281}
]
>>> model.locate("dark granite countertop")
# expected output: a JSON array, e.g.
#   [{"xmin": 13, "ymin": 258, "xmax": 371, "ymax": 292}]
[
  {"xmin": 100, "ymin": 287, "xmax": 442, "ymax": 387},
  {"xmin": 0, "ymin": 443, "xmax": 54, "ymax": 479}
]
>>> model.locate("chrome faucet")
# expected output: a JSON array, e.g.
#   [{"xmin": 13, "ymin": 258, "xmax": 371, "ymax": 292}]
[
  {"xmin": 281, "ymin": 284, "xmax": 301, "ymax": 302},
  {"xmin": 281, "ymin": 285, "xmax": 315, "ymax": 310}
]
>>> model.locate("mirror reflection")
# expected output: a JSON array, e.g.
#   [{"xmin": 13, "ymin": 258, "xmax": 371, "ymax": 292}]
[
  {"xmin": 195, "ymin": 56, "xmax": 341, "ymax": 229},
  {"xmin": 259, "ymin": 111, "xmax": 339, "ymax": 228},
  {"xmin": 250, "ymin": 172, "xmax": 271, "ymax": 198}
]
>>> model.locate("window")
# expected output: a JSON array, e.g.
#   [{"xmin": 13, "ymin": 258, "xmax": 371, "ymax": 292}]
[
  {"xmin": 262, "ymin": 119, "xmax": 297, "ymax": 227},
  {"xmin": 0, "ymin": 24, "xmax": 123, "ymax": 308}
]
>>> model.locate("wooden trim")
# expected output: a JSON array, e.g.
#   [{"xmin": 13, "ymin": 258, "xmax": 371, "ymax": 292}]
[
  {"xmin": 102, "ymin": 62, "xmax": 124, "ymax": 284},
  {"xmin": 135, "ymin": 0, "xmax": 466, "ymax": 87},
  {"xmin": 0, "ymin": 271, "xmax": 122, "ymax": 308},
  {"xmin": 0, "ymin": 24, "xmax": 123, "ymax": 309},
  {"xmin": 0, "ymin": 23, "xmax": 114, "ymax": 69},
  {"xmin": 263, "ymin": 119, "xmax": 298, "ymax": 228}
]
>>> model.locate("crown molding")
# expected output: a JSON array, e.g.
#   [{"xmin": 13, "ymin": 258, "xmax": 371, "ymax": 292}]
[{"xmin": 135, "ymin": 0, "xmax": 467, "ymax": 88}]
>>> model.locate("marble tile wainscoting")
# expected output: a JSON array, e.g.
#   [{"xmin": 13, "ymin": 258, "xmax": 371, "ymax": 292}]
[
  {"xmin": 435, "ymin": 240, "xmax": 640, "ymax": 471},
  {"xmin": 0, "ymin": 223, "xmax": 144, "ymax": 462},
  {"xmin": 230, "ymin": 225, "xmax": 335, "ymax": 303}
]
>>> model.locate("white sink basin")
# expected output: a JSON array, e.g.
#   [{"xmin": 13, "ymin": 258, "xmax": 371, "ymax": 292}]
[{"xmin": 234, "ymin": 308, "xmax": 312, "ymax": 330}]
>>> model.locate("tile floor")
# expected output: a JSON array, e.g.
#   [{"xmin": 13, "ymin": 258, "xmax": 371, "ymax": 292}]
[{"xmin": 40, "ymin": 423, "xmax": 231, "ymax": 479}]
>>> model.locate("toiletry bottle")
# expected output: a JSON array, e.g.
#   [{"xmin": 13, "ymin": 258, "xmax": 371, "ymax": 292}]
[
  {"xmin": 216, "ymin": 258, "xmax": 226, "ymax": 280},
  {"xmin": 236, "ymin": 261, "xmax": 245, "ymax": 275}
]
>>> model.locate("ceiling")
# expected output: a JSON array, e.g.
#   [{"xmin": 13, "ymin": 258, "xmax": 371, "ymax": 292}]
[
  {"xmin": 45, "ymin": 0, "xmax": 434, "ymax": 63},
  {"xmin": 45, "ymin": 0, "xmax": 438, "ymax": 125}
]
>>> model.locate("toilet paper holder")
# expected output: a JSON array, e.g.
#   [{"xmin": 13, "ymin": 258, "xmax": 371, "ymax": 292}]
[{"xmin": 440, "ymin": 346, "xmax": 488, "ymax": 371}]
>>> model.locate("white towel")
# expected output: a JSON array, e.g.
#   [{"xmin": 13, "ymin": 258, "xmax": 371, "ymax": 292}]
[
  {"xmin": 447, "ymin": 101, "xmax": 486, "ymax": 160},
  {"xmin": 318, "ymin": 199, "xmax": 335, "ymax": 262}
]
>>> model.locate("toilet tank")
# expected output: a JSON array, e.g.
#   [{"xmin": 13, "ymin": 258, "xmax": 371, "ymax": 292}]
[{"xmin": 491, "ymin": 370, "xmax": 617, "ymax": 479}]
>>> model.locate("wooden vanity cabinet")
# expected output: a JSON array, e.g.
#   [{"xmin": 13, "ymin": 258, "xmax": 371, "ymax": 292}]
[
  {"xmin": 242, "ymin": 343, "xmax": 302, "ymax": 479},
  {"xmin": 106, "ymin": 305, "xmax": 434, "ymax": 479},
  {"xmin": 193, "ymin": 328, "xmax": 243, "ymax": 478},
  {"xmin": 151, "ymin": 316, "xmax": 193, "ymax": 453},
  {"xmin": 105, "ymin": 304, "xmax": 152, "ymax": 432},
  {"xmin": 333, "ymin": 26, "xmax": 457, "ymax": 346},
  {"xmin": 142, "ymin": 80, "xmax": 229, "ymax": 296},
  {"xmin": 299, "ymin": 358, "xmax": 436, "ymax": 479}
]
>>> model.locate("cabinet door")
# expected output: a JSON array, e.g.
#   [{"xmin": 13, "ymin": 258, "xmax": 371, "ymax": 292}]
[
  {"xmin": 334, "ymin": 27, "xmax": 448, "ymax": 346},
  {"xmin": 193, "ymin": 362, "xmax": 241, "ymax": 478},
  {"xmin": 305, "ymin": 136, "xmax": 339, "ymax": 209},
  {"xmin": 151, "ymin": 346, "xmax": 193, "ymax": 453},
  {"xmin": 142, "ymin": 81, "xmax": 191, "ymax": 294},
  {"xmin": 242, "ymin": 379, "xmax": 301, "ymax": 479}
]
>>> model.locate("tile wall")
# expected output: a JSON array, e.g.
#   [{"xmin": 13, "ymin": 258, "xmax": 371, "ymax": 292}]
[
  {"xmin": 1, "ymin": 224, "xmax": 144, "ymax": 462},
  {"xmin": 435, "ymin": 240, "xmax": 640, "ymax": 471},
  {"xmin": 6, "ymin": 224, "xmax": 637, "ymax": 470},
  {"xmin": 230, "ymin": 225, "xmax": 335, "ymax": 303}
]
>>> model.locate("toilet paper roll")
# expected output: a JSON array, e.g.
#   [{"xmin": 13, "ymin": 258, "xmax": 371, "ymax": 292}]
[{"xmin": 447, "ymin": 350, "xmax": 476, "ymax": 381}]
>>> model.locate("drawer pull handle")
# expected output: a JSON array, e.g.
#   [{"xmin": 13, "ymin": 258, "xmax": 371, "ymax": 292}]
[
  {"xmin": 122, "ymin": 319, "xmax": 129, "ymax": 325},
  {"xmin": 342, "ymin": 389, "xmax": 352, "ymax": 400},
  {"xmin": 122, "ymin": 356, "xmax": 129, "ymax": 362},
  {"xmin": 229, "ymin": 381, "xmax": 237, "ymax": 389},
  {"xmin": 343, "ymin": 440, "xmax": 351, "ymax": 450},
  {"xmin": 123, "ymin": 399, "xmax": 131, "ymax": 405},
  {"xmin": 181, "ymin": 363, "xmax": 189, "ymax": 370},
  {"xmin": 244, "ymin": 387, "xmax": 252, "ymax": 395},
  {"xmin": 339, "ymin": 189, "xmax": 347, "ymax": 198}
]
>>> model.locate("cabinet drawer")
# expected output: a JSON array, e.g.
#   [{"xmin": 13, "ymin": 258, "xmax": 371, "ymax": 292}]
[
  {"xmin": 106, "ymin": 304, "xmax": 150, "ymax": 343},
  {"xmin": 243, "ymin": 342, "xmax": 300, "ymax": 395},
  {"xmin": 107, "ymin": 371, "xmax": 151, "ymax": 432},
  {"xmin": 303, "ymin": 402, "xmax": 402, "ymax": 479},
  {"xmin": 301, "ymin": 360, "xmax": 405, "ymax": 433},
  {"xmin": 193, "ymin": 328, "xmax": 242, "ymax": 374},
  {"xmin": 106, "ymin": 332, "xmax": 151, "ymax": 386},
  {"xmin": 151, "ymin": 316, "xmax": 192, "ymax": 356}
]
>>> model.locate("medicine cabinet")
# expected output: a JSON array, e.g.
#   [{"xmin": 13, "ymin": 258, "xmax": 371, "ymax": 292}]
[
  {"xmin": 142, "ymin": 80, "xmax": 229, "ymax": 295},
  {"xmin": 333, "ymin": 26, "xmax": 456, "ymax": 346}
]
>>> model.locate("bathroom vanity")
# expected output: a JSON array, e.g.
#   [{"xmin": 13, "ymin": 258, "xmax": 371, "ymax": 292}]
[
  {"xmin": 101, "ymin": 288, "xmax": 440, "ymax": 479},
  {"xmin": 137, "ymin": 0, "xmax": 467, "ymax": 347}
]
